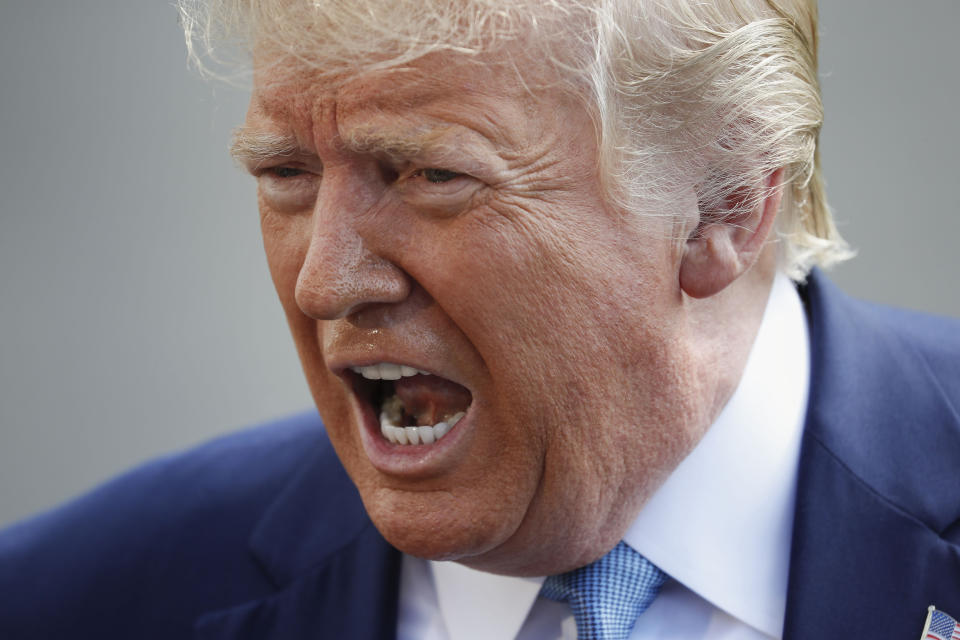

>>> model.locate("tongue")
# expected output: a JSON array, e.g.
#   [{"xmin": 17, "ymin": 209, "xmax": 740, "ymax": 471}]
[{"xmin": 394, "ymin": 375, "xmax": 472, "ymax": 427}]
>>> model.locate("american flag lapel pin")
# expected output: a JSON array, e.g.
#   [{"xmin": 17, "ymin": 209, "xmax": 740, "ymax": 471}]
[{"xmin": 921, "ymin": 605, "xmax": 960, "ymax": 640}]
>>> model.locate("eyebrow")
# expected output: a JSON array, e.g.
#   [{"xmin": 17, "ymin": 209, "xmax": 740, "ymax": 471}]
[
  {"xmin": 344, "ymin": 128, "xmax": 430, "ymax": 159},
  {"xmin": 230, "ymin": 129, "xmax": 300, "ymax": 168},
  {"xmin": 230, "ymin": 125, "xmax": 452, "ymax": 168}
]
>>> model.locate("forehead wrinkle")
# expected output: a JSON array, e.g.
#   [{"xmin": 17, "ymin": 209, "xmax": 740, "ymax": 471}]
[
  {"xmin": 245, "ymin": 58, "xmax": 558, "ymax": 172},
  {"xmin": 335, "ymin": 65, "xmax": 534, "ymax": 151},
  {"xmin": 337, "ymin": 92, "xmax": 536, "ymax": 170}
]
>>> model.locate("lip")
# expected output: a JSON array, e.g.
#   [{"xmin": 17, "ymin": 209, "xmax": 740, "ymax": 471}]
[
  {"xmin": 332, "ymin": 359, "xmax": 476, "ymax": 477},
  {"xmin": 327, "ymin": 353, "xmax": 469, "ymax": 389}
]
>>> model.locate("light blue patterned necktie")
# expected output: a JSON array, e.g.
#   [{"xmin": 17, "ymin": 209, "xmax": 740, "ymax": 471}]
[{"xmin": 539, "ymin": 541, "xmax": 668, "ymax": 640}]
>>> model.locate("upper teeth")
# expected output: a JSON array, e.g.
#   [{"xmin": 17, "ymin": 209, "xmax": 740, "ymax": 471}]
[{"xmin": 350, "ymin": 363, "xmax": 431, "ymax": 380}]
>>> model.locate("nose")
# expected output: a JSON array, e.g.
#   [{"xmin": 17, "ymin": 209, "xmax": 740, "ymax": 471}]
[{"xmin": 294, "ymin": 177, "xmax": 411, "ymax": 320}]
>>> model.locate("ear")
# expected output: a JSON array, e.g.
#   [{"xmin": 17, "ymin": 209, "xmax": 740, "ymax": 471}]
[{"xmin": 679, "ymin": 168, "xmax": 784, "ymax": 299}]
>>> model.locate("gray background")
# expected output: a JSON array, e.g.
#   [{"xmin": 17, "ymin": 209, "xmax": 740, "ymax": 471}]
[{"xmin": 1, "ymin": 2, "xmax": 957, "ymax": 528}]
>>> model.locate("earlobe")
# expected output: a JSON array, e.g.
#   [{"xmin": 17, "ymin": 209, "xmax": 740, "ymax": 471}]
[{"xmin": 679, "ymin": 168, "xmax": 783, "ymax": 299}]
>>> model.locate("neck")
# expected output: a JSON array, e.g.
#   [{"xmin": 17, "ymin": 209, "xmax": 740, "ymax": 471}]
[{"xmin": 685, "ymin": 244, "xmax": 779, "ymax": 427}]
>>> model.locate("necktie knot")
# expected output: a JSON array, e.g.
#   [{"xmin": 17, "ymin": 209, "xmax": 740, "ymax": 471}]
[{"xmin": 540, "ymin": 541, "xmax": 667, "ymax": 640}]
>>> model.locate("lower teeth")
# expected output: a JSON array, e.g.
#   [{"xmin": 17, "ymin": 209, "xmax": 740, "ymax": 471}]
[{"xmin": 379, "ymin": 395, "xmax": 466, "ymax": 446}]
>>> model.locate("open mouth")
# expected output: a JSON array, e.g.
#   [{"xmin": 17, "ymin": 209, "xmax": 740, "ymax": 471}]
[{"xmin": 349, "ymin": 363, "xmax": 472, "ymax": 446}]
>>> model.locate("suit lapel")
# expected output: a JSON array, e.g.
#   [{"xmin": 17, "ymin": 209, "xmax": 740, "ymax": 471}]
[
  {"xmin": 194, "ymin": 429, "xmax": 402, "ymax": 640},
  {"xmin": 783, "ymin": 272, "xmax": 960, "ymax": 638},
  {"xmin": 783, "ymin": 428, "xmax": 960, "ymax": 638}
]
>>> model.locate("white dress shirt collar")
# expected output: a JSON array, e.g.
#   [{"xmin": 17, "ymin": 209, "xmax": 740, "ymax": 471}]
[
  {"xmin": 430, "ymin": 560, "xmax": 546, "ymax": 640},
  {"xmin": 416, "ymin": 273, "xmax": 810, "ymax": 639}
]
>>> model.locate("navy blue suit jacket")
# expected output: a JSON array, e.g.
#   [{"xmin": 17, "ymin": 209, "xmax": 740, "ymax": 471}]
[{"xmin": 1, "ymin": 271, "xmax": 959, "ymax": 639}]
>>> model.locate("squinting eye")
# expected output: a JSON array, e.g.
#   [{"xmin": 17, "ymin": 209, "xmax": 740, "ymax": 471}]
[
  {"xmin": 399, "ymin": 166, "xmax": 481, "ymax": 217},
  {"xmin": 270, "ymin": 167, "xmax": 305, "ymax": 178},
  {"xmin": 417, "ymin": 168, "xmax": 462, "ymax": 183},
  {"xmin": 256, "ymin": 164, "xmax": 320, "ymax": 213}
]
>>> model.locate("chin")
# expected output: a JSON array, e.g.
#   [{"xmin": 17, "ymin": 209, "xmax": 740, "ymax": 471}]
[{"xmin": 359, "ymin": 485, "xmax": 522, "ymax": 563}]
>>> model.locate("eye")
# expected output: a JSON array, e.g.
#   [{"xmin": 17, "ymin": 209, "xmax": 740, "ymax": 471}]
[
  {"xmin": 256, "ymin": 164, "xmax": 320, "ymax": 212},
  {"xmin": 399, "ymin": 167, "xmax": 482, "ymax": 217},
  {"xmin": 269, "ymin": 166, "xmax": 306, "ymax": 179},
  {"xmin": 415, "ymin": 168, "xmax": 462, "ymax": 183}
]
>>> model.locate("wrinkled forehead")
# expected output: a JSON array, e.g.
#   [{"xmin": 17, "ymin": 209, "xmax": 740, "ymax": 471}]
[
  {"xmin": 242, "ymin": 46, "xmax": 582, "ymax": 174},
  {"xmin": 248, "ymin": 45, "xmax": 565, "ymax": 136}
]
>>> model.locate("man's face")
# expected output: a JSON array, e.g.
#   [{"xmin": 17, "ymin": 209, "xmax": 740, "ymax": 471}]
[{"xmin": 240, "ymin": 52, "xmax": 708, "ymax": 574}]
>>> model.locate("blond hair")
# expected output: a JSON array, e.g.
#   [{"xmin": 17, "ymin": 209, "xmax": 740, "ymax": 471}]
[{"xmin": 180, "ymin": 0, "xmax": 852, "ymax": 279}]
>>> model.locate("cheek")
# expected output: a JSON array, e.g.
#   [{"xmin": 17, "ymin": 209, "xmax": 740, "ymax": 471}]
[
  {"xmin": 434, "ymin": 208, "xmax": 675, "ymax": 378},
  {"xmin": 426, "ymin": 207, "xmax": 687, "ymax": 461},
  {"xmin": 260, "ymin": 208, "xmax": 310, "ymax": 301}
]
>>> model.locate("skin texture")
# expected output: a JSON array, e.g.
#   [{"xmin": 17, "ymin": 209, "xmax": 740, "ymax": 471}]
[{"xmin": 237, "ymin": 50, "xmax": 779, "ymax": 576}]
